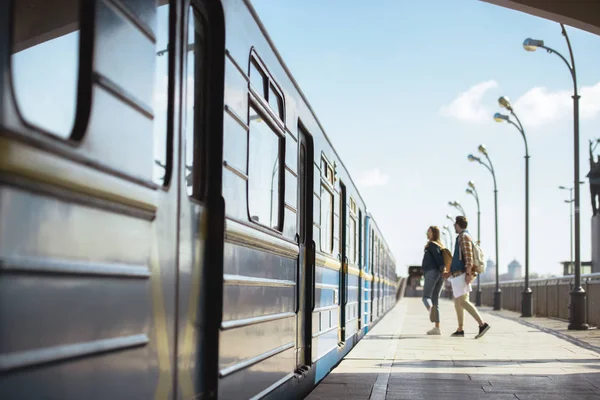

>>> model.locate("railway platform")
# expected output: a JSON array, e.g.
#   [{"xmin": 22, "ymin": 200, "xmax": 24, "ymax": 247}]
[{"xmin": 305, "ymin": 298, "xmax": 600, "ymax": 400}]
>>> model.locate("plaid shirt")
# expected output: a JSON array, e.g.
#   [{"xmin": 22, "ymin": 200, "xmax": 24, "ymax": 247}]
[{"xmin": 459, "ymin": 231, "xmax": 474, "ymax": 272}]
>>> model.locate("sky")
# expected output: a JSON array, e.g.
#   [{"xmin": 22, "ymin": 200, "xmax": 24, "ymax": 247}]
[{"xmin": 249, "ymin": 0, "xmax": 600, "ymax": 276}]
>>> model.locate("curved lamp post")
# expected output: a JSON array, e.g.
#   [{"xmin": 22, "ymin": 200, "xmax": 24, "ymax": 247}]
[
  {"xmin": 559, "ymin": 182, "xmax": 585, "ymax": 274},
  {"xmin": 494, "ymin": 96, "xmax": 532, "ymax": 317},
  {"xmin": 443, "ymin": 224, "xmax": 454, "ymax": 252},
  {"xmin": 524, "ymin": 25, "xmax": 587, "ymax": 330},
  {"xmin": 448, "ymin": 201, "xmax": 467, "ymax": 217},
  {"xmin": 468, "ymin": 145, "xmax": 501, "ymax": 310},
  {"xmin": 441, "ymin": 230, "xmax": 450, "ymax": 249},
  {"xmin": 466, "ymin": 181, "xmax": 482, "ymax": 306}
]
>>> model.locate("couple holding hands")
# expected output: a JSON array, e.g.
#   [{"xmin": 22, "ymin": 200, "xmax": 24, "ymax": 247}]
[{"xmin": 421, "ymin": 216, "xmax": 491, "ymax": 338}]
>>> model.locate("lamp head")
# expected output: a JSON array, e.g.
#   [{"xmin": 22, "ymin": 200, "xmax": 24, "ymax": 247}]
[
  {"xmin": 523, "ymin": 38, "xmax": 544, "ymax": 52},
  {"xmin": 448, "ymin": 201, "xmax": 454, "ymax": 206},
  {"xmin": 478, "ymin": 144, "xmax": 488, "ymax": 155},
  {"xmin": 466, "ymin": 188, "xmax": 472, "ymax": 194},
  {"xmin": 559, "ymin": 185, "xmax": 567, "ymax": 190},
  {"xmin": 494, "ymin": 112, "xmax": 509, "ymax": 123},
  {"xmin": 498, "ymin": 96, "xmax": 512, "ymax": 111},
  {"xmin": 446, "ymin": 214, "xmax": 452, "ymax": 219},
  {"xmin": 468, "ymin": 154, "xmax": 480, "ymax": 162},
  {"xmin": 468, "ymin": 180, "xmax": 476, "ymax": 189}
]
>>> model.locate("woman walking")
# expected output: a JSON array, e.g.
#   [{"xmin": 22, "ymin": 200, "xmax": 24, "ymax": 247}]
[{"xmin": 421, "ymin": 226, "xmax": 447, "ymax": 335}]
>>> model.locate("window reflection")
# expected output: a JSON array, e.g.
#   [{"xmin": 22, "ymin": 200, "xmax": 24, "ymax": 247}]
[
  {"xmin": 11, "ymin": 0, "xmax": 80, "ymax": 138},
  {"xmin": 320, "ymin": 184, "xmax": 333, "ymax": 253},
  {"xmin": 248, "ymin": 107, "xmax": 281, "ymax": 230},
  {"xmin": 153, "ymin": 3, "xmax": 170, "ymax": 185},
  {"xmin": 268, "ymin": 84, "xmax": 283, "ymax": 120},
  {"xmin": 250, "ymin": 60, "xmax": 266, "ymax": 98},
  {"xmin": 349, "ymin": 216, "xmax": 356, "ymax": 263},
  {"xmin": 185, "ymin": 7, "xmax": 206, "ymax": 198}
]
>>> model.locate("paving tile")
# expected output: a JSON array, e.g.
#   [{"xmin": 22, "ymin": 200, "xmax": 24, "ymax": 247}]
[
  {"xmin": 515, "ymin": 395, "xmax": 600, "ymax": 400},
  {"xmin": 305, "ymin": 298, "xmax": 600, "ymax": 399}
]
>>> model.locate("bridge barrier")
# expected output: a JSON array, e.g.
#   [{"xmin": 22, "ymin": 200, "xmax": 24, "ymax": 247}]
[{"xmin": 473, "ymin": 273, "xmax": 600, "ymax": 326}]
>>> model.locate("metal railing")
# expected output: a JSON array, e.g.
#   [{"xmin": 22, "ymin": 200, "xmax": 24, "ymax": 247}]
[{"xmin": 473, "ymin": 273, "xmax": 600, "ymax": 326}]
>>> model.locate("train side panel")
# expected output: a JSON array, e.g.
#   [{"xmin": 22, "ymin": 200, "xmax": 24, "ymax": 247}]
[{"xmin": 0, "ymin": 1, "xmax": 180, "ymax": 399}]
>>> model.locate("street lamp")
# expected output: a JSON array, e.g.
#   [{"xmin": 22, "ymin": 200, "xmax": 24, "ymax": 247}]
[
  {"xmin": 524, "ymin": 25, "xmax": 587, "ymax": 330},
  {"xmin": 443, "ymin": 224, "xmax": 453, "ymax": 252},
  {"xmin": 466, "ymin": 181, "xmax": 482, "ymax": 306},
  {"xmin": 560, "ymin": 182, "xmax": 585, "ymax": 274},
  {"xmin": 441, "ymin": 230, "xmax": 450, "ymax": 249},
  {"xmin": 448, "ymin": 201, "xmax": 467, "ymax": 216},
  {"xmin": 468, "ymin": 145, "xmax": 501, "ymax": 310},
  {"xmin": 494, "ymin": 96, "xmax": 532, "ymax": 318}
]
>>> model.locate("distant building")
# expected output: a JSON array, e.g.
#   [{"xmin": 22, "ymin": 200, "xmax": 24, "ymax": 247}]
[
  {"xmin": 561, "ymin": 261, "xmax": 592, "ymax": 276},
  {"xmin": 507, "ymin": 259, "xmax": 522, "ymax": 280},
  {"xmin": 481, "ymin": 259, "xmax": 496, "ymax": 283}
]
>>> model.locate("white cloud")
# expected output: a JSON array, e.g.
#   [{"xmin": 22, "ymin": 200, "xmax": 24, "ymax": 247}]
[
  {"xmin": 356, "ymin": 168, "xmax": 390, "ymax": 188},
  {"xmin": 514, "ymin": 82, "xmax": 600, "ymax": 127},
  {"xmin": 440, "ymin": 80, "xmax": 498, "ymax": 123}
]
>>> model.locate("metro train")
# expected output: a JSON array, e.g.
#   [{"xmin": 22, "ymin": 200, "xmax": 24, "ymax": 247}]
[{"xmin": 0, "ymin": 0, "xmax": 401, "ymax": 399}]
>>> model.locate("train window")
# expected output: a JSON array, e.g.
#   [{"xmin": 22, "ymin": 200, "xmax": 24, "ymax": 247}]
[
  {"xmin": 327, "ymin": 166, "xmax": 334, "ymax": 184},
  {"xmin": 358, "ymin": 210, "xmax": 363, "ymax": 266},
  {"xmin": 370, "ymin": 230, "xmax": 374, "ymax": 271},
  {"xmin": 250, "ymin": 59, "xmax": 267, "ymax": 98},
  {"xmin": 349, "ymin": 215, "xmax": 356, "ymax": 263},
  {"xmin": 349, "ymin": 198, "xmax": 357, "ymax": 263},
  {"xmin": 320, "ymin": 183, "xmax": 334, "ymax": 253},
  {"xmin": 268, "ymin": 84, "xmax": 283, "ymax": 120},
  {"xmin": 11, "ymin": 0, "xmax": 80, "ymax": 138},
  {"xmin": 320, "ymin": 157, "xmax": 334, "ymax": 185},
  {"xmin": 248, "ymin": 106, "xmax": 282, "ymax": 230},
  {"xmin": 185, "ymin": 6, "xmax": 208, "ymax": 198},
  {"xmin": 153, "ymin": 3, "xmax": 171, "ymax": 185}
]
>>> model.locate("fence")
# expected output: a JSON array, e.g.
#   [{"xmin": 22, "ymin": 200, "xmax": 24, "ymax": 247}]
[{"xmin": 474, "ymin": 273, "xmax": 600, "ymax": 326}]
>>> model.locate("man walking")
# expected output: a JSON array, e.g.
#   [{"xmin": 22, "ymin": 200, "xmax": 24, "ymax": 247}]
[{"xmin": 446, "ymin": 216, "xmax": 491, "ymax": 338}]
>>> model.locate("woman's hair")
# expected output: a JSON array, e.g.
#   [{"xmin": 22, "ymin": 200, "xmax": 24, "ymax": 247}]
[{"xmin": 428, "ymin": 226, "xmax": 441, "ymax": 242}]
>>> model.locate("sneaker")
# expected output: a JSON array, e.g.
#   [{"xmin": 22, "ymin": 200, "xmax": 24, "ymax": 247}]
[
  {"xmin": 426, "ymin": 327, "xmax": 441, "ymax": 335},
  {"xmin": 451, "ymin": 330, "xmax": 465, "ymax": 337},
  {"xmin": 475, "ymin": 323, "xmax": 491, "ymax": 339}
]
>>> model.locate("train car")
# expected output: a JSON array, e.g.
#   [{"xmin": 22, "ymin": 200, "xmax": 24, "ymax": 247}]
[
  {"xmin": 363, "ymin": 214, "xmax": 397, "ymax": 331},
  {"xmin": 0, "ymin": 0, "xmax": 400, "ymax": 399}
]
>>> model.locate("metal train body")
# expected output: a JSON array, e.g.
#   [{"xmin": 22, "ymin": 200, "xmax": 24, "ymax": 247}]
[{"xmin": 0, "ymin": 0, "xmax": 399, "ymax": 398}]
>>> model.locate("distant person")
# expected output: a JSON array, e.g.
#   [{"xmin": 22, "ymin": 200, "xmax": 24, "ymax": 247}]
[
  {"xmin": 421, "ymin": 226, "xmax": 446, "ymax": 335},
  {"xmin": 447, "ymin": 216, "xmax": 490, "ymax": 338}
]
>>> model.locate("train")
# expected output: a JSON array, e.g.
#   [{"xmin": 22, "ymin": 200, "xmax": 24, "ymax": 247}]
[{"xmin": 0, "ymin": 0, "xmax": 401, "ymax": 399}]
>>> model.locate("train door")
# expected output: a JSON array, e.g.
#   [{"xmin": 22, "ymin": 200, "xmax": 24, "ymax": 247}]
[
  {"xmin": 370, "ymin": 231, "xmax": 376, "ymax": 323},
  {"xmin": 339, "ymin": 182, "xmax": 348, "ymax": 343},
  {"xmin": 358, "ymin": 209, "xmax": 363, "ymax": 330},
  {"xmin": 296, "ymin": 126, "xmax": 314, "ymax": 369},
  {"xmin": 175, "ymin": 2, "xmax": 225, "ymax": 399}
]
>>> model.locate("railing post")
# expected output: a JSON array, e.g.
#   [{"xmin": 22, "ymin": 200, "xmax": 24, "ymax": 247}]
[
  {"xmin": 546, "ymin": 279, "xmax": 549, "ymax": 317},
  {"xmin": 585, "ymin": 277, "xmax": 589, "ymax": 325}
]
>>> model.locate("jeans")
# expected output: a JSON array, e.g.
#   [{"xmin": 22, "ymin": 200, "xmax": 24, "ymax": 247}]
[{"xmin": 422, "ymin": 269, "xmax": 443, "ymax": 323}]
